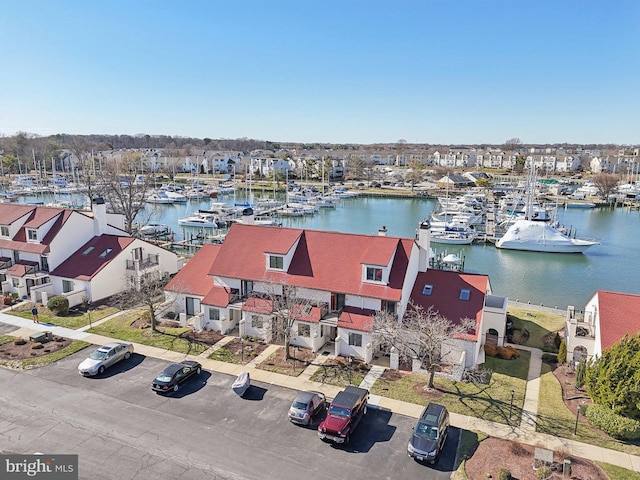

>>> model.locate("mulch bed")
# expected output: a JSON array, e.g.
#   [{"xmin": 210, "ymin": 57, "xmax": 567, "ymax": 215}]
[
  {"xmin": 180, "ymin": 329, "xmax": 225, "ymax": 346},
  {"xmin": 257, "ymin": 346, "xmax": 317, "ymax": 375},
  {"xmin": 0, "ymin": 336, "xmax": 72, "ymax": 360},
  {"xmin": 220, "ymin": 338, "xmax": 269, "ymax": 364}
]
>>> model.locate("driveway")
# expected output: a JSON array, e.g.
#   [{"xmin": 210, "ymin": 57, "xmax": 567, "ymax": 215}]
[{"xmin": 0, "ymin": 349, "xmax": 459, "ymax": 480}]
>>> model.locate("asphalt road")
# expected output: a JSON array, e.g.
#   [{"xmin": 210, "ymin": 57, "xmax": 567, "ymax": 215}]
[{"xmin": 0, "ymin": 348, "xmax": 459, "ymax": 480}]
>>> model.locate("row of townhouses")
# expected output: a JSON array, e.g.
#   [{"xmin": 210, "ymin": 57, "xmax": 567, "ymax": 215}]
[{"xmin": 77, "ymin": 146, "xmax": 639, "ymax": 180}]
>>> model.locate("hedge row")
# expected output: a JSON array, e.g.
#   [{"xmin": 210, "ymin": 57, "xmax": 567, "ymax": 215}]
[{"xmin": 585, "ymin": 404, "xmax": 640, "ymax": 440}]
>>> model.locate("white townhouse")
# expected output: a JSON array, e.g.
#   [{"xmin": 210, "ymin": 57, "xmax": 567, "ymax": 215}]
[
  {"xmin": 0, "ymin": 199, "xmax": 181, "ymax": 306},
  {"xmin": 163, "ymin": 217, "xmax": 507, "ymax": 371}
]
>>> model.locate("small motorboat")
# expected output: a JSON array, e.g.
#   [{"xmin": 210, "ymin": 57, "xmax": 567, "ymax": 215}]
[{"xmin": 232, "ymin": 371, "xmax": 250, "ymax": 397}]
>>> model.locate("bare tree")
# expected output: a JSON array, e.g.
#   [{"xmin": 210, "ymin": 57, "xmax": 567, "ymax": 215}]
[
  {"xmin": 373, "ymin": 303, "xmax": 475, "ymax": 389},
  {"xmin": 406, "ymin": 159, "xmax": 425, "ymax": 190},
  {"xmin": 260, "ymin": 282, "xmax": 320, "ymax": 360},
  {"xmin": 592, "ymin": 173, "xmax": 619, "ymax": 199},
  {"xmin": 99, "ymin": 155, "xmax": 155, "ymax": 233},
  {"xmin": 345, "ymin": 155, "xmax": 366, "ymax": 184},
  {"xmin": 114, "ymin": 270, "xmax": 169, "ymax": 332}
]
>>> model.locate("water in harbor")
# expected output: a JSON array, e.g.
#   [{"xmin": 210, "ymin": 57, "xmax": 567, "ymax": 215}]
[{"xmin": 19, "ymin": 192, "xmax": 640, "ymax": 310}]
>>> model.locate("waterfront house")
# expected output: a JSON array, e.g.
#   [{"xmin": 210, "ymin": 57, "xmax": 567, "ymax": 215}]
[
  {"xmin": 0, "ymin": 199, "xmax": 181, "ymax": 306},
  {"xmin": 163, "ymin": 220, "xmax": 508, "ymax": 370},
  {"xmin": 565, "ymin": 290, "xmax": 640, "ymax": 362}
]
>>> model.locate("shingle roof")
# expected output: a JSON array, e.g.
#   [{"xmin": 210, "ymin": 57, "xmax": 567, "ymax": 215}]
[
  {"xmin": 338, "ymin": 306, "xmax": 375, "ymax": 332},
  {"xmin": 50, "ymin": 235, "xmax": 136, "ymax": 280},
  {"xmin": 410, "ymin": 269, "xmax": 489, "ymax": 339},
  {"xmin": 597, "ymin": 290, "xmax": 640, "ymax": 351},
  {"xmin": 209, "ymin": 224, "xmax": 413, "ymax": 302},
  {"xmin": 165, "ymin": 244, "xmax": 221, "ymax": 296}
]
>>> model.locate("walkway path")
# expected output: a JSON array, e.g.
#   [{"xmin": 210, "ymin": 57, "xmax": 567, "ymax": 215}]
[{"xmin": 1, "ymin": 312, "xmax": 639, "ymax": 473}]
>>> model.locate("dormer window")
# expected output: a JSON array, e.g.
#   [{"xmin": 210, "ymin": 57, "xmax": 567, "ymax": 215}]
[
  {"xmin": 269, "ymin": 255, "xmax": 284, "ymax": 270},
  {"xmin": 460, "ymin": 289, "xmax": 471, "ymax": 301},
  {"xmin": 366, "ymin": 267, "xmax": 383, "ymax": 282},
  {"xmin": 27, "ymin": 228, "xmax": 37, "ymax": 241},
  {"xmin": 0, "ymin": 226, "xmax": 9, "ymax": 237},
  {"xmin": 422, "ymin": 284, "xmax": 433, "ymax": 295}
]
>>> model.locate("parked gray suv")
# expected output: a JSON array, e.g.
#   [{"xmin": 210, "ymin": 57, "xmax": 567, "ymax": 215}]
[{"xmin": 407, "ymin": 403, "xmax": 449, "ymax": 464}]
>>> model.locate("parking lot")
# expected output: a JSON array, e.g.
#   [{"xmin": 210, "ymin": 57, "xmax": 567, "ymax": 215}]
[{"xmin": 0, "ymin": 346, "xmax": 459, "ymax": 479}]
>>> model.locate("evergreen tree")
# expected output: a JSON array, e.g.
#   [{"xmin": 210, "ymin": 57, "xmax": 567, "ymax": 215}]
[
  {"xmin": 585, "ymin": 335, "xmax": 640, "ymax": 419},
  {"xmin": 557, "ymin": 339, "xmax": 567, "ymax": 364},
  {"xmin": 575, "ymin": 356, "xmax": 586, "ymax": 389}
]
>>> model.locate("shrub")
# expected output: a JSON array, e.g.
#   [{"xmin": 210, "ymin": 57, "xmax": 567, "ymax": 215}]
[
  {"xmin": 2, "ymin": 295, "xmax": 13, "ymax": 305},
  {"xmin": 557, "ymin": 339, "xmax": 567, "ymax": 364},
  {"xmin": 536, "ymin": 465, "xmax": 551, "ymax": 479},
  {"xmin": 31, "ymin": 342, "xmax": 43, "ymax": 349},
  {"xmin": 484, "ymin": 344, "xmax": 498, "ymax": 357},
  {"xmin": 542, "ymin": 353, "xmax": 558, "ymax": 363},
  {"xmin": 554, "ymin": 333, "xmax": 562, "ymax": 349},
  {"xmin": 13, "ymin": 338, "xmax": 27, "ymax": 345},
  {"xmin": 47, "ymin": 296, "xmax": 69, "ymax": 316},
  {"xmin": 496, "ymin": 345, "xmax": 520, "ymax": 360},
  {"xmin": 584, "ymin": 404, "xmax": 640, "ymax": 440},
  {"xmin": 498, "ymin": 468, "xmax": 512, "ymax": 480}
]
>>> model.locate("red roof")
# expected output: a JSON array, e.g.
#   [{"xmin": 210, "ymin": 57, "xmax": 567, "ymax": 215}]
[
  {"xmin": 291, "ymin": 304, "xmax": 324, "ymax": 323},
  {"xmin": 210, "ymin": 224, "xmax": 413, "ymax": 302},
  {"xmin": 51, "ymin": 235, "xmax": 135, "ymax": 280},
  {"xmin": 201, "ymin": 286, "xmax": 234, "ymax": 307},
  {"xmin": 338, "ymin": 306, "xmax": 375, "ymax": 332},
  {"xmin": 165, "ymin": 244, "xmax": 221, "ymax": 296},
  {"xmin": 0, "ymin": 204, "xmax": 38, "ymax": 225},
  {"xmin": 0, "ymin": 205, "xmax": 76, "ymax": 254},
  {"xmin": 597, "ymin": 290, "xmax": 640, "ymax": 351},
  {"xmin": 410, "ymin": 269, "xmax": 489, "ymax": 340},
  {"xmin": 241, "ymin": 296, "xmax": 273, "ymax": 314},
  {"xmin": 6, "ymin": 261, "xmax": 39, "ymax": 277}
]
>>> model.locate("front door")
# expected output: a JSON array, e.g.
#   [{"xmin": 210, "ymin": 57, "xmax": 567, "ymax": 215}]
[{"xmin": 185, "ymin": 297, "xmax": 200, "ymax": 316}]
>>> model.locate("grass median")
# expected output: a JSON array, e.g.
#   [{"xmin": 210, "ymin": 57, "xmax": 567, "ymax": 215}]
[
  {"xmin": 7, "ymin": 303, "xmax": 119, "ymax": 330},
  {"xmin": 86, "ymin": 310, "xmax": 209, "ymax": 356},
  {"xmin": 371, "ymin": 351, "xmax": 530, "ymax": 425}
]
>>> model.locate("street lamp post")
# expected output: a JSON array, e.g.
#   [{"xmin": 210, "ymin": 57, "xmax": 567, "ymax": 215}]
[
  {"xmin": 574, "ymin": 401, "xmax": 584, "ymax": 435},
  {"xmin": 348, "ymin": 355, "xmax": 353, "ymax": 385},
  {"xmin": 509, "ymin": 390, "xmax": 515, "ymax": 419}
]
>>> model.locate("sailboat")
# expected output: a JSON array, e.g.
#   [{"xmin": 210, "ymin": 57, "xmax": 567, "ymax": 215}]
[{"xmin": 495, "ymin": 167, "xmax": 599, "ymax": 253}]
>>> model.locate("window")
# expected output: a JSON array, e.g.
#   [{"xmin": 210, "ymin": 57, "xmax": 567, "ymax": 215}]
[
  {"xmin": 132, "ymin": 247, "xmax": 142, "ymax": 261},
  {"xmin": 383, "ymin": 300, "xmax": 396, "ymax": 314},
  {"xmin": 82, "ymin": 246, "xmax": 95, "ymax": 255},
  {"xmin": 252, "ymin": 315, "xmax": 263, "ymax": 328},
  {"xmin": 40, "ymin": 255, "xmax": 49, "ymax": 272},
  {"xmin": 459, "ymin": 289, "xmax": 471, "ymax": 301},
  {"xmin": 0, "ymin": 226, "xmax": 8, "ymax": 237},
  {"xmin": 209, "ymin": 308, "xmax": 220, "ymax": 321},
  {"xmin": 99, "ymin": 248, "xmax": 112, "ymax": 258},
  {"xmin": 269, "ymin": 255, "xmax": 284, "ymax": 269},
  {"xmin": 366, "ymin": 267, "xmax": 383, "ymax": 282},
  {"xmin": 298, "ymin": 323, "xmax": 310, "ymax": 337},
  {"xmin": 348, "ymin": 332, "xmax": 362, "ymax": 347},
  {"xmin": 241, "ymin": 280, "xmax": 253, "ymax": 297},
  {"xmin": 422, "ymin": 284, "xmax": 433, "ymax": 295},
  {"xmin": 331, "ymin": 293, "xmax": 345, "ymax": 311},
  {"xmin": 62, "ymin": 280, "xmax": 74, "ymax": 293},
  {"xmin": 27, "ymin": 229, "xmax": 37, "ymax": 241},
  {"xmin": 12, "ymin": 278, "xmax": 19, "ymax": 288}
]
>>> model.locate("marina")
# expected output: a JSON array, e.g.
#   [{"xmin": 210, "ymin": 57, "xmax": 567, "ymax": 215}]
[{"xmin": 6, "ymin": 182, "xmax": 640, "ymax": 311}]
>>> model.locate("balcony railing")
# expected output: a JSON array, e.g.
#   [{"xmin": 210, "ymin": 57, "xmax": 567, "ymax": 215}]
[{"xmin": 126, "ymin": 254, "xmax": 160, "ymax": 271}]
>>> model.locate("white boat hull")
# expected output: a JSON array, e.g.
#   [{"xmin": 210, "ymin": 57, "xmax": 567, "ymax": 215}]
[{"xmin": 495, "ymin": 220, "xmax": 598, "ymax": 253}]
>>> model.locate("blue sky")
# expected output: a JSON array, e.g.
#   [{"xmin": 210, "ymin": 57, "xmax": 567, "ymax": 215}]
[{"xmin": 1, "ymin": 0, "xmax": 638, "ymax": 145}]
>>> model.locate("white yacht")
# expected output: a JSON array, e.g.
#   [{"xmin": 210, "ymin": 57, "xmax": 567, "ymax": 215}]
[
  {"xmin": 177, "ymin": 213, "xmax": 220, "ymax": 228},
  {"xmin": 495, "ymin": 168, "xmax": 599, "ymax": 253}
]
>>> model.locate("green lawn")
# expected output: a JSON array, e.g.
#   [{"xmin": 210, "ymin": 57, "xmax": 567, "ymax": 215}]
[
  {"xmin": 86, "ymin": 310, "xmax": 208, "ymax": 355},
  {"xmin": 7, "ymin": 304, "xmax": 119, "ymax": 329},
  {"xmin": 597, "ymin": 462, "xmax": 640, "ymax": 480},
  {"xmin": 208, "ymin": 347, "xmax": 241, "ymax": 364},
  {"xmin": 536, "ymin": 363, "xmax": 640, "ymax": 456},
  {"xmin": 371, "ymin": 351, "xmax": 530, "ymax": 425},
  {"xmin": 507, "ymin": 306, "xmax": 566, "ymax": 350}
]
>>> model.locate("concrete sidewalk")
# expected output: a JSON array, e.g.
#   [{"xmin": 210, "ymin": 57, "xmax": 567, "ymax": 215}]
[{"xmin": 1, "ymin": 311, "xmax": 639, "ymax": 473}]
